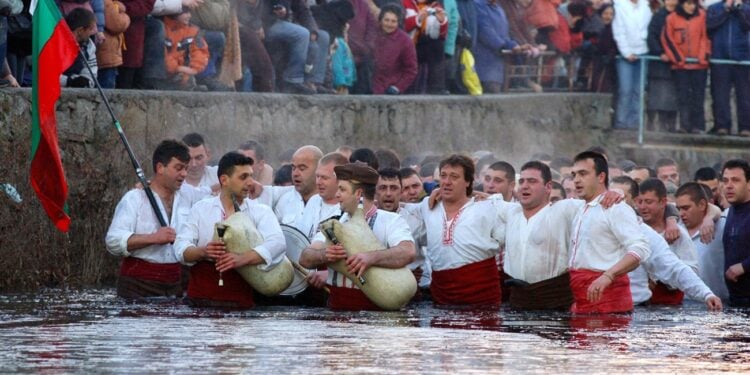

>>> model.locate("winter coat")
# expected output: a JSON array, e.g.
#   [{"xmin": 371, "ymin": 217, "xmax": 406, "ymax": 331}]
[
  {"xmin": 498, "ymin": 0, "xmax": 534, "ymax": 45},
  {"xmin": 662, "ymin": 7, "xmax": 711, "ymax": 70},
  {"xmin": 403, "ymin": 0, "xmax": 449, "ymax": 42},
  {"xmin": 372, "ymin": 28, "xmax": 418, "ymax": 94},
  {"xmin": 61, "ymin": 40, "xmax": 98, "ymax": 87},
  {"xmin": 96, "ymin": 0, "xmax": 130, "ymax": 69},
  {"xmin": 121, "ymin": 0, "xmax": 156, "ymax": 67},
  {"xmin": 346, "ymin": 0, "xmax": 377, "ymax": 63},
  {"xmin": 525, "ymin": 0, "xmax": 561, "ymax": 30},
  {"xmin": 442, "ymin": 0, "xmax": 459, "ymax": 55},
  {"xmin": 473, "ymin": 0, "xmax": 517, "ymax": 84},
  {"xmin": 591, "ymin": 23, "xmax": 617, "ymax": 92},
  {"xmin": 612, "ymin": 0, "xmax": 651, "ymax": 56},
  {"xmin": 191, "ymin": 0, "xmax": 230, "ymax": 31},
  {"xmin": 706, "ymin": 1, "xmax": 750, "ymax": 60},
  {"xmin": 163, "ymin": 16, "xmax": 209, "ymax": 75}
]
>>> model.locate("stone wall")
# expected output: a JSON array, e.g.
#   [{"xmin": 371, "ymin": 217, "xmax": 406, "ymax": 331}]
[{"xmin": 1, "ymin": 89, "xmax": 748, "ymax": 291}]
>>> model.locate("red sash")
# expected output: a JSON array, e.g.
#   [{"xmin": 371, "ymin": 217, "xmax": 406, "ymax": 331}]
[
  {"xmin": 569, "ymin": 269, "xmax": 633, "ymax": 314},
  {"xmin": 120, "ymin": 257, "xmax": 181, "ymax": 284},
  {"xmin": 649, "ymin": 281, "xmax": 684, "ymax": 305},
  {"xmin": 431, "ymin": 257, "xmax": 501, "ymax": 306},
  {"xmin": 327, "ymin": 285, "xmax": 382, "ymax": 311},
  {"xmin": 187, "ymin": 261, "xmax": 255, "ymax": 308}
]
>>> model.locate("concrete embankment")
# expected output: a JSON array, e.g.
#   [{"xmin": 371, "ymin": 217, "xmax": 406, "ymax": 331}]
[{"xmin": 1, "ymin": 89, "xmax": 748, "ymax": 291}]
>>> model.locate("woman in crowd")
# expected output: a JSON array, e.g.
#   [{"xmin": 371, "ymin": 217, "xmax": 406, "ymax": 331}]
[
  {"xmin": 473, "ymin": 0, "xmax": 520, "ymax": 93},
  {"xmin": 590, "ymin": 3, "xmax": 617, "ymax": 92},
  {"xmin": 646, "ymin": 0, "xmax": 678, "ymax": 132},
  {"xmin": 372, "ymin": 4, "xmax": 418, "ymax": 94},
  {"xmin": 403, "ymin": 0, "xmax": 448, "ymax": 94}
]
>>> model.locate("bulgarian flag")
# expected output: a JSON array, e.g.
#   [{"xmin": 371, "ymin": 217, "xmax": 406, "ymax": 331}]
[{"xmin": 30, "ymin": 0, "xmax": 79, "ymax": 232}]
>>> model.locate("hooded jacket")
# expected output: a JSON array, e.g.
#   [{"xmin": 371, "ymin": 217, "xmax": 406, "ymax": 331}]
[
  {"xmin": 706, "ymin": 1, "xmax": 750, "ymax": 60},
  {"xmin": 661, "ymin": 6, "xmax": 711, "ymax": 69}
]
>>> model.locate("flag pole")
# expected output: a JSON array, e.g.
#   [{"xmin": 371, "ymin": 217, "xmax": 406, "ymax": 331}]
[{"xmin": 77, "ymin": 46, "xmax": 168, "ymax": 227}]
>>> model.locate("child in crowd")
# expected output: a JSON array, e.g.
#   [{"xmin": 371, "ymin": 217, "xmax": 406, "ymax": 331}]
[
  {"xmin": 96, "ymin": 0, "xmax": 130, "ymax": 89},
  {"xmin": 661, "ymin": 0, "xmax": 711, "ymax": 134},
  {"xmin": 163, "ymin": 9, "xmax": 209, "ymax": 91},
  {"xmin": 61, "ymin": 8, "xmax": 98, "ymax": 88}
]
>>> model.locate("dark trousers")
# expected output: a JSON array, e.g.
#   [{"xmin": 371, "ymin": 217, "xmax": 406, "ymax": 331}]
[
  {"xmin": 412, "ymin": 38, "xmax": 446, "ymax": 94},
  {"xmin": 711, "ymin": 64, "xmax": 750, "ymax": 132},
  {"xmin": 239, "ymin": 27, "xmax": 273, "ymax": 92},
  {"xmin": 674, "ymin": 69, "xmax": 707, "ymax": 132},
  {"xmin": 351, "ymin": 59, "xmax": 373, "ymax": 95}
]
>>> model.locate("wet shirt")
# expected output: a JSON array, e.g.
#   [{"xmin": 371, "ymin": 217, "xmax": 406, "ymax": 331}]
[
  {"xmin": 504, "ymin": 199, "xmax": 583, "ymax": 284},
  {"xmin": 173, "ymin": 195, "xmax": 286, "ymax": 271},
  {"xmin": 105, "ymin": 184, "xmax": 208, "ymax": 264},
  {"xmin": 659, "ymin": 225, "xmax": 699, "ymax": 274},
  {"xmin": 723, "ymin": 201, "xmax": 750, "ymax": 298},
  {"xmin": 569, "ymin": 194, "xmax": 650, "ymax": 271},
  {"xmin": 630, "ymin": 223, "xmax": 713, "ymax": 304},
  {"xmin": 405, "ymin": 198, "xmax": 510, "ymax": 272},
  {"xmin": 689, "ymin": 216, "xmax": 729, "ymax": 300},
  {"xmin": 312, "ymin": 209, "xmax": 414, "ymax": 288}
]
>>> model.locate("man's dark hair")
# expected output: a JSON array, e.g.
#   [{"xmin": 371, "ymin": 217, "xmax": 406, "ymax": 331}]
[
  {"xmin": 274, "ymin": 164, "xmax": 293, "ymax": 185},
  {"xmin": 238, "ymin": 140, "xmax": 265, "ymax": 161},
  {"xmin": 65, "ymin": 7, "xmax": 96, "ymax": 31},
  {"xmin": 350, "ymin": 181, "xmax": 377, "ymax": 200},
  {"xmin": 350, "ymin": 148, "xmax": 379, "ymax": 170},
  {"xmin": 639, "ymin": 178, "xmax": 667, "ymax": 199},
  {"xmin": 489, "ymin": 161, "xmax": 516, "ymax": 180},
  {"xmin": 722, "ymin": 159, "xmax": 750, "ymax": 181},
  {"xmin": 182, "ymin": 133, "xmax": 206, "ymax": 148},
  {"xmin": 218, "ymin": 152, "xmax": 254, "ymax": 180},
  {"xmin": 612, "ymin": 175, "xmax": 639, "ymax": 198},
  {"xmin": 520, "ymin": 161, "xmax": 551, "ymax": 183},
  {"xmin": 152, "ymin": 139, "xmax": 190, "ymax": 173},
  {"xmin": 439, "ymin": 154, "xmax": 475, "ymax": 196},
  {"xmin": 399, "ymin": 167, "xmax": 419, "ymax": 179},
  {"xmin": 379, "ymin": 3, "xmax": 403, "ymax": 22},
  {"xmin": 551, "ymin": 181, "xmax": 566, "ymax": 199},
  {"xmin": 574, "ymin": 151, "xmax": 609, "ymax": 188},
  {"xmin": 676, "ymin": 182, "xmax": 710, "ymax": 205},
  {"xmin": 378, "ymin": 167, "xmax": 401, "ymax": 183},
  {"xmin": 694, "ymin": 167, "xmax": 718, "ymax": 182},
  {"xmin": 655, "ymin": 158, "xmax": 677, "ymax": 171},
  {"xmin": 375, "ymin": 148, "xmax": 401, "ymax": 169}
]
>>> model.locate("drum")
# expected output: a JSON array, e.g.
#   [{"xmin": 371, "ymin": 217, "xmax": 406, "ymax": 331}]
[{"xmin": 279, "ymin": 224, "xmax": 313, "ymax": 296}]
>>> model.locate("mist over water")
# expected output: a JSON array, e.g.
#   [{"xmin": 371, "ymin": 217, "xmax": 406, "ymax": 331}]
[{"xmin": 1, "ymin": 289, "xmax": 749, "ymax": 373}]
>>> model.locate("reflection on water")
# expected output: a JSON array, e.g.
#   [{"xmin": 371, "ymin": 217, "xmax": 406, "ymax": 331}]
[{"xmin": 1, "ymin": 289, "xmax": 749, "ymax": 373}]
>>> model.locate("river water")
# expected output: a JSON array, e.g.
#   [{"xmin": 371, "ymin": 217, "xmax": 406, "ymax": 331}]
[{"xmin": 1, "ymin": 288, "xmax": 748, "ymax": 373}]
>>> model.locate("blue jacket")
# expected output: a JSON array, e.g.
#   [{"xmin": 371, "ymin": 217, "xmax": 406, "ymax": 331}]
[
  {"xmin": 473, "ymin": 0, "xmax": 517, "ymax": 84},
  {"xmin": 706, "ymin": 2, "xmax": 750, "ymax": 60}
]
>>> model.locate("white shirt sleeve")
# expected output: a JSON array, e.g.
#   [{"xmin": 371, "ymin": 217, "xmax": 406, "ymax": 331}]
[
  {"xmin": 174, "ymin": 203, "xmax": 203, "ymax": 266},
  {"xmin": 400, "ymin": 201, "xmax": 426, "ymax": 247},
  {"xmin": 611, "ymin": 0, "xmax": 632, "ymax": 57},
  {"xmin": 608, "ymin": 203, "xmax": 651, "ymax": 262},
  {"xmin": 250, "ymin": 204, "xmax": 287, "ymax": 271},
  {"xmin": 643, "ymin": 230, "xmax": 715, "ymax": 302},
  {"xmin": 384, "ymin": 214, "xmax": 416, "ymax": 247},
  {"xmin": 105, "ymin": 190, "xmax": 138, "ymax": 257}
]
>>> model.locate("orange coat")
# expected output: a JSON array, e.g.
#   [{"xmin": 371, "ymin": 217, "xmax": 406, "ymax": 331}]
[
  {"xmin": 525, "ymin": 0, "xmax": 562, "ymax": 30},
  {"xmin": 163, "ymin": 16, "xmax": 210, "ymax": 76},
  {"xmin": 96, "ymin": 0, "xmax": 130, "ymax": 69},
  {"xmin": 661, "ymin": 8, "xmax": 711, "ymax": 70}
]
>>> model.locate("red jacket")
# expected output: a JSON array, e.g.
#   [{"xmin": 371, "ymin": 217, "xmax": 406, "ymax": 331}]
[
  {"xmin": 661, "ymin": 8, "xmax": 711, "ymax": 70},
  {"xmin": 120, "ymin": 0, "xmax": 155, "ymax": 68}
]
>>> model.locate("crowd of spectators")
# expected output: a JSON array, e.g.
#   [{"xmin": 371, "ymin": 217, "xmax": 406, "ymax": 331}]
[{"xmin": 0, "ymin": 0, "xmax": 748, "ymax": 131}]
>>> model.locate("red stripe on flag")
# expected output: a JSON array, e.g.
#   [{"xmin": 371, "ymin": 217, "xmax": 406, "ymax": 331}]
[{"xmin": 30, "ymin": 21, "xmax": 78, "ymax": 232}]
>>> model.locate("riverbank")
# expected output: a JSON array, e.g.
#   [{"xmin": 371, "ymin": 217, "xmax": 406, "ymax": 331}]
[{"xmin": 1, "ymin": 89, "xmax": 749, "ymax": 291}]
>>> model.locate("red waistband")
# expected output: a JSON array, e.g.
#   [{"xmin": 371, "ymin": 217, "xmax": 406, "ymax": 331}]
[
  {"xmin": 649, "ymin": 281, "xmax": 684, "ymax": 305},
  {"xmin": 187, "ymin": 261, "xmax": 255, "ymax": 308},
  {"xmin": 569, "ymin": 269, "xmax": 633, "ymax": 314},
  {"xmin": 120, "ymin": 257, "xmax": 181, "ymax": 284},
  {"xmin": 327, "ymin": 285, "xmax": 382, "ymax": 311},
  {"xmin": 431, "ymin": 257, "xmax": 501, "ymax": 307}
]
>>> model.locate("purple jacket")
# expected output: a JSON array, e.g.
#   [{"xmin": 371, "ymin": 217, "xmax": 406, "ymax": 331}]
[
  {"xmin": 347, "ymin": 0, "xmax": 378, "ymax": 63},
  {"xmin": 373, "ymin": 29, "xmax": 418, "ymax": 94}
]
